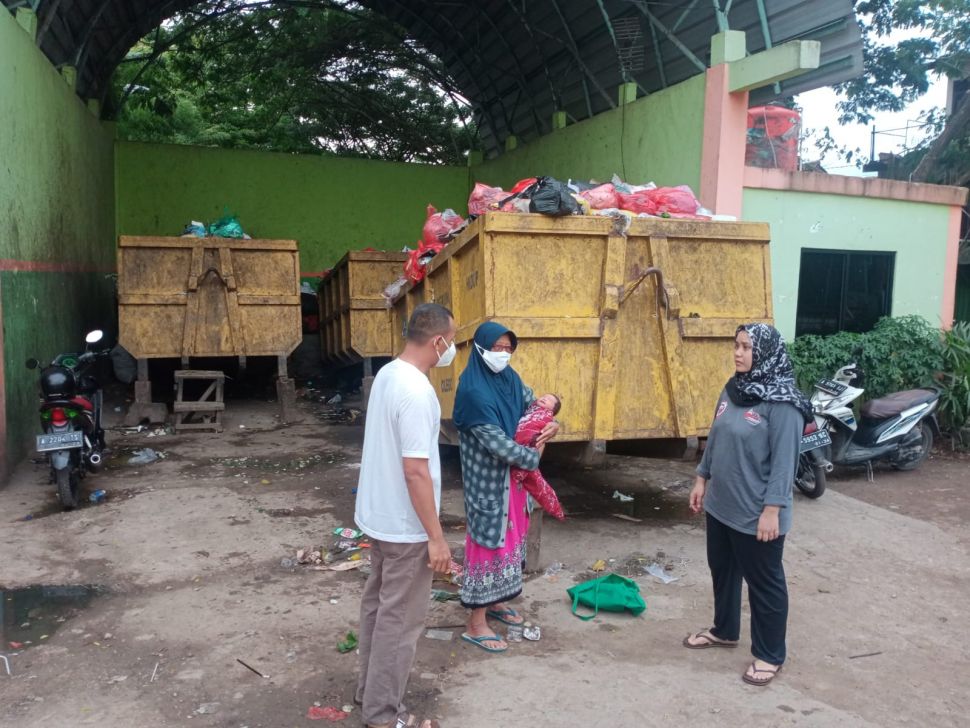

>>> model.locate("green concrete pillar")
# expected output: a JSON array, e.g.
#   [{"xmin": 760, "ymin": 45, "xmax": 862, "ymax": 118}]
[
  {"xmin": 61, "ymin": 65, "xmax": 78, "ymax": 90},
  {"xmin": 618, "ymin": 82, "xmax": 638, "ymax": 106},
  {"xmin": 551, "ymin": 111, "xmax": 567, "ymax": 130},
  {"xmin": 505, "ymin": 135, "xmax": 518, "ymax": 152},
  {"xmin": 710, "ymin": 30, "xmax": 746, "ymax": 65},
  {"xmin": 16, "ymin": 8, "xmax": 38, "ymax": 40}
]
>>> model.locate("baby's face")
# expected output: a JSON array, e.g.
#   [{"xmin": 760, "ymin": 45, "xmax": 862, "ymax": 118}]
[{"xmin": 536, "ymin": 394, "xmax": 559, "ymax": 412}]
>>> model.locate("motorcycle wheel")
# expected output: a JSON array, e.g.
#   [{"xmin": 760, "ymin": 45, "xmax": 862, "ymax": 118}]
[
  {"xmin": 892, "ymin": 424, "xmax": 933, "ymax": 471},
  {"xmin": 794, "ymin": 453, "xmax": 827, "ymax": 499},
  {"xmin": 55, "ymin": 467, "xmax": 80, "ymax": 509}
]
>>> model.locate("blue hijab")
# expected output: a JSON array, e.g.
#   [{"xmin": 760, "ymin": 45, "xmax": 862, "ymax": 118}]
[{"xmin": 453, "ymin": 322, "xmax": 525, "ymax": 437}]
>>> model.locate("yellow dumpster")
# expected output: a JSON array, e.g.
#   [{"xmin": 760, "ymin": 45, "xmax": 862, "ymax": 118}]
[
  {"xmin": 393, "ymin": 212, "xmax": 772, "ymax": 446},
  {"xmin": 118, "ymin": 236, "xmax": 302, "ymax": 359},
  {"xmin": 319, "ymin": 250, "xmax": 408, "ymax": 364}
]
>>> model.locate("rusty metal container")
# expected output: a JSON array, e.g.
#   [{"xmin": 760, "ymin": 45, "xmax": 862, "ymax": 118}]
[
  {"xmin": 393, "ymin": 212, "xmax": 773, "ymax": 445},
  {"xmin": 117, "ymin": 236, "xmax": 302, "ymax": 358},
  {"xmin": 318, "ymin": 250, "xmax": 408, "ymax": 364}
]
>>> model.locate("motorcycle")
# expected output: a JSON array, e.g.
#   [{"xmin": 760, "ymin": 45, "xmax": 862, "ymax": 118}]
[
  {"xmin": 27, "ymin": 330, "xmax": 111, "ymax": 509},
  {"xmin": 794, "ymin": 362, "xmax": 940, "ymax": 499}
]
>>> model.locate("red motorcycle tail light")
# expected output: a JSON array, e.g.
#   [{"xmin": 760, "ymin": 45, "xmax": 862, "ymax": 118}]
[{"xmin": 50, "ymin": 407, "xmax": 68, "ymax": 426}]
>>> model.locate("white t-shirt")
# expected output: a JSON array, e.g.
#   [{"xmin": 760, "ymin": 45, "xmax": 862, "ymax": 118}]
[{"xmin": 354, "ymin": 358, "xmax": 441, "ymax": 543}]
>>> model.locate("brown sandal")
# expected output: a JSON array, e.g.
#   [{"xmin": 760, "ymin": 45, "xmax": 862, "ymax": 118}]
[
  {"xmin": 682, "ymin": 630, "xmax": 739, "ymax": 649},
  {"xmin": 742, "ymin": 661, "xmax": 782, "ymax": 686}
]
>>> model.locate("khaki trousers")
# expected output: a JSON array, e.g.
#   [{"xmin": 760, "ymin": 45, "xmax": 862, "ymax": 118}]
[{"xmin": 356, "ymin": 539, "xmax": 433, "ymax": 726}]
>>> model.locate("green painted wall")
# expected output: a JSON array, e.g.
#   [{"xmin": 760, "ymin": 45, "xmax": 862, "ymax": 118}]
[
  {"xmin": 743, "ymin": 188, "xmax": 952, "ymax": 339},
  {"xmin": 0, "ymin": 10, "xmax": 116, "ymax": 477},
  {"xmin": 471, "ymin": 75, "xmax": 706, "ymax": 193},
  {"xmin": 115, "ymin": 142, "xmax": 471, "ymax": 273}
]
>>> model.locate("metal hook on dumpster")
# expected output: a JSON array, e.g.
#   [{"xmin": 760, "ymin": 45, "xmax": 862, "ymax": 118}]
[
  {"xmin": 196, "ymin": 267, "xmax": 237, "ymax": 291},
  {"xmin": 620, "ymin": 266, "xmax": 672, "ymax": 319}
]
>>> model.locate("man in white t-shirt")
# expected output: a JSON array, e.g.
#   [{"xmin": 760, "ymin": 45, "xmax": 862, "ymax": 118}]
[{"xmin": 354, "ymin": 302, "xmax": 455, "ymax": 728}]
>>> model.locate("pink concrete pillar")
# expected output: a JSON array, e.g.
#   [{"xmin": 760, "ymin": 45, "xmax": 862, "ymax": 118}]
[
  {"xmin": 941, "ymin": 205, "xmax": 963, "ymax": 329},
  {"xmin": 700, "ymin": 64, "xmax": 749, "ymax": 217}
]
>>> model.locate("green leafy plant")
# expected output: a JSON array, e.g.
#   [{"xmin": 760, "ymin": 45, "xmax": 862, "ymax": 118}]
[
  {"xmin": 936, "ymin": 321, "xmax": 970, "ymax": 436},
  {"xmin": 789, "ymin": 316, "xmax": 942, "ymax": 400}
]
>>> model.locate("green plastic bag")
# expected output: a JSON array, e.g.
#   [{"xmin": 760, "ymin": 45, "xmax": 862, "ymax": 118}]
[
  {"xmin": 207, "ymin": 214, "xmax": 245, "ymax": 239},
  {"xmin": 567, "ymin": 573, "xmax": 646, "ymax": 621}
]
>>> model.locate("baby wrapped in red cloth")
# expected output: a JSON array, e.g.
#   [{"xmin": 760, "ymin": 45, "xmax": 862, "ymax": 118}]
[{"xmin": 513, "ymin": 394, "xmax": 565, "ymax": 520}]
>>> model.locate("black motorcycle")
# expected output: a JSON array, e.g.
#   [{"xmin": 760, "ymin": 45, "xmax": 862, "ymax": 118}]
[{"xmin": 27, "ymin": 330, "xmax": 110, "ymax": 509}]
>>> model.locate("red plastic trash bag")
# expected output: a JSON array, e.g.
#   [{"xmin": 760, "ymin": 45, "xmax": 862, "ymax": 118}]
[
  {"xmin": 510, "ymin": 177, "xmax": 538, "ymax": 194},
  {"xmin": 616, "ymin": 190, "xmax": 659, "ymax": 215},
  {"xmin": 422, "ymin": 205, "xmax": 466, "ymax": 246},
  {"xmin": 618, "ymin": 185, "xmax": 700, "ymax": 216},
  {"xmin": 579, "ymin": 183, "xmax": 619, "ymax": 210},
  {"xmin": 468, "ymin": 183, "xmax": 507, "ymax": 216},
  {"xmin": 404, "ymin": 240, "xmax": 445, "ymax": 285},
  {"xmin": 650, "ymin": 185, "xmax": 700, "ymax": 215}
]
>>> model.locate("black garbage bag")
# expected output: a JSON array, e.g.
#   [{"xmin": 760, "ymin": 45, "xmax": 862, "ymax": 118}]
[{"xmin": 528, "ymin": 177, "xmax": 579, "ymax": 216}]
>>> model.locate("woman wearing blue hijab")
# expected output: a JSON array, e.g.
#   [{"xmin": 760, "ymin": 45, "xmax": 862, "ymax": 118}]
[{"xmin": 454, "ymin": 322, "xmax": 559, "ymax": 653}]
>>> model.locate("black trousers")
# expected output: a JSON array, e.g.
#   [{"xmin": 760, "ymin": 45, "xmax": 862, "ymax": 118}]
[{"xmin": 706, "ymin": 512, "xmax": 788, "ymax": 665}]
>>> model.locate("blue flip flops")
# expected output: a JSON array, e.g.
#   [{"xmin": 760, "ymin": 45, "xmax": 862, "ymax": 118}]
[
  {"xmin": 486, "ymin": 608, "xmax": 523, "ymax": 626},
  {"xmin": 460, "ymin": 632, "xmax": 508, "ymax": 653}
]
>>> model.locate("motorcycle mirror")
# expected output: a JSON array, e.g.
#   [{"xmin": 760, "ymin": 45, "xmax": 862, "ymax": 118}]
[
  {"xmin": 25, "ymin": 358, "xmax": 39, "ymax": 370},
  {"xmin": 85, "ymin": 330, "xmax": 104, "ymax": 345}
]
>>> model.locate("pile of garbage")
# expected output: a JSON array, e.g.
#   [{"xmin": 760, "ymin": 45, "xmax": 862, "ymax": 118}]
[
  {"xmin": 288, "ymin": 527, "xmax": 371, "ymax": 571},
  {"xmin": 387, "ymin": 173, "xmax": 720, "ymax": 294},
  {"xmin": 180, "ymin": 213, "xmax": 250, "ymax": 239}
]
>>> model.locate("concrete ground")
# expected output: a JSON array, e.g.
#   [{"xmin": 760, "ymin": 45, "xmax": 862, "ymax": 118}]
[{"xmin": 1, "ymin": 392, "xmax": 968, "ymax": 727}]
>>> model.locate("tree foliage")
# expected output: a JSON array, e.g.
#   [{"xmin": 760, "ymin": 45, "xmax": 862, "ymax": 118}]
[
  {"xmin": 835, "ymin": 0, "xmax": 970, "ymax": 183},
  {"xmin": 111, "ymin": 1, "xmax": 476, "ymax": 164}
]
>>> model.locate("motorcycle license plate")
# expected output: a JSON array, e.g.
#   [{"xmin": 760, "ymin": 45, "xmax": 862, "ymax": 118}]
[
  {"xmin": 36, "ymin": 431, "xmax": 84, "ymax": 452},
  {"xmin": 799, "ymin": 429, "xmax": 832, "ymax": 453},
  {"xmin": 816, "ymin": 378, "xmax": 848, "ymax": 396}
]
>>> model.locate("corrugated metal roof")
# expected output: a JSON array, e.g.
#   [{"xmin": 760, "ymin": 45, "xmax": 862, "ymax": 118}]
[{"xmin": 3, "ymin": 0, "xmax": 862, "ymax": 156}]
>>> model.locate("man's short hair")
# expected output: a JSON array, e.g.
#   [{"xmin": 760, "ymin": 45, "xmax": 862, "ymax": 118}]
[{"xmin": 406, "ymin": 303, "xmax": 454, "ymax": 344}]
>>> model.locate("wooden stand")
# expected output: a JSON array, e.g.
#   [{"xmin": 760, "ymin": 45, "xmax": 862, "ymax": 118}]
[
  {"xmin": 173, "ymin": 370, "xmax": 225, "ymax": 432},
  {"xmin": 125, "ymin": 358, "xmax": 168, "ymax": 426}
]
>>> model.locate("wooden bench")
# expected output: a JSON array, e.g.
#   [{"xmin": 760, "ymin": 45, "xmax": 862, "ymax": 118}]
[{"xmin": 174, "ymin": 370, "xmax": 225, "ymax": 432}]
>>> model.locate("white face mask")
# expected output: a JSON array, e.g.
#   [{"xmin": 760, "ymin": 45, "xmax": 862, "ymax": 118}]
[
  {"xmin": 476, "ymin": 343, "xmax": 512, "ymax": 373},
  {"xmin": 435, "ymin": 338, "xmax": 457, "ymax": 368}
]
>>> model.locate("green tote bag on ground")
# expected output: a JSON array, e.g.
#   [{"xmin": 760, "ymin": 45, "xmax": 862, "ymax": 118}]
[{"xmin": 567, "ymin": 573, "xmax": 647, "ymax": 620}]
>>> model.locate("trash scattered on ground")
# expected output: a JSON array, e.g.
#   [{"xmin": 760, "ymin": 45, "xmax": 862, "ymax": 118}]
[
  {"xmin": 522, "ymin": 623, "xmax": 541, "ymax": 641},
  {"xmin": 0, "ymin": 654, "xmax": 11, "ymax": 676},
  {"xmin": 612, "ymin": 490, "xmax": 634, "ymax": 503},
  {"xmin": 340, "ymin": 704, "xmax": 355, "ymax": 714},
  {"xmin": 295, "ymin": 530, "xmax": 372, "ymax": 572},
  {"xmin": 849, "ymin": 651, "xmax": 884, "ymax": 660},
  {"xmin": 507, "ymin": 625, "xmax": 523, "ymax": 642},
  {"xmin": 431, "ymin": 589, "xmax": 460, "ymax": 602},
  {"xmin": 337, "ymin": 631, "xmax": 358, "ymax": 653},
  {"xmin": 280, "ymin": 557, "xmax": 296, "ymax": 569},
  {"xmin": 611, "ymin": 513, "xmax": 642, "ymax": 523},
  {"xmin": 544, "ymin": 562, "xmax": 565, "ymax": 578},
  {"xmin": 425, "ymin": 629, "xmax": 454, "ymax": 641},
  {"xmin": 591, "ymin": 559, "xmax": 608, "ymax": 572},
  {"xmin": 236, "ymin": 658, "xmax": 269, "ymax": 678},
  {"xmin": 645, "ymin": 562, "xmax": 679, "ymax": 584},
  {"xmin": 195, "ymin": 702, "xmax": 220, "ymax": 715},
  {"xmin": 327, "ymin": 394, "xmax": 343, "ymax": 405},
  {"xmin": 307, "ymin": 706, "xmax": 349, "ymax": 721},
  {"xmin": 89, "ymin": 489, "xmax": 107, "ymax": 504},
  {"xmin": 128, "ymin": 448, "xmax": 163, "ymax": 466},
  {"xmin": 8, "ymin": 641, "xmax": 24, "ymax": 650},
  {"xmin": 145, "ymin": 426, "xmax": 171, "ymax": 438}
]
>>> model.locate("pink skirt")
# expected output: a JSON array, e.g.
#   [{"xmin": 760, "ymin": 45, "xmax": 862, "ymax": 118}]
[{"xmin": 460, "ymin": 473, "xmax": 529, "ymax": 608}]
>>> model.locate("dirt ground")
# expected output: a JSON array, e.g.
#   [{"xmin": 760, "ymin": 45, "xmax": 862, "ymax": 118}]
[{"xmin": 1, "ymin": 391, "xmax": 969, "ymax": 728}]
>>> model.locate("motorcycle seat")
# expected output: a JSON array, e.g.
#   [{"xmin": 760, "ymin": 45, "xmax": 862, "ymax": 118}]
[
  {"xmin": 860, "ymin": 389, "xmax": 938, "ymax": 420},
  {"xmin": 71, "ymin": 396, "xmax": 94, "ymax": 411}
]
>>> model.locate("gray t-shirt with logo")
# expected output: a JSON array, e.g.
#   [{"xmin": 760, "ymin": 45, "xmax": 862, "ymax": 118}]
[{"xmin": 696, "ymin": 390, "xmax": 803, "ymax": 536}]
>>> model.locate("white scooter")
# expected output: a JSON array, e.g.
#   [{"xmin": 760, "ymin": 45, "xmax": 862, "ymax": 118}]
[{"xmin": 794, "ymin": 363, "xmax": 940, "ymax": 498}]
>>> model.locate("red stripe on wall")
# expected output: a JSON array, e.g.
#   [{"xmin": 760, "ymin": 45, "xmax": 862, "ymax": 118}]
[{"xmin": 0, "ymin": 259, "xmax": 115, "ymax": 273}]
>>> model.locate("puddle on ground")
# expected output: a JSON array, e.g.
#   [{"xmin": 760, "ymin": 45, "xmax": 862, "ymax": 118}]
[
  {"xmin": 18, "ymin": 486, "xmax": 145, "ymax": 522},
  {"xmin": 557, "ymin": 486, "xmax": 692, "ymax": 523},
  {"xmin": 211, "ymin": 452, "xmax": 346, "ymax": 472},
  {"xmin": 1, "ymin": 584, "xmax": 104, "ymax": 649}
]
